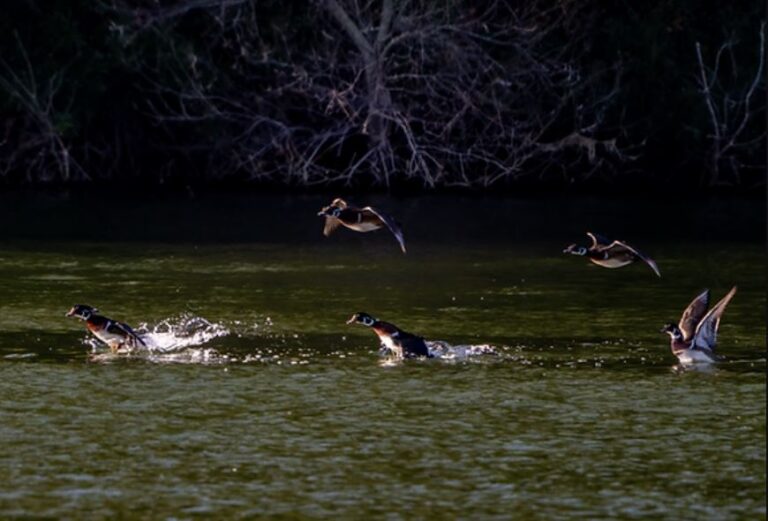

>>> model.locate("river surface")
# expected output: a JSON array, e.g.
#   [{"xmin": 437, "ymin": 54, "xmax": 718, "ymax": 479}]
[{"xmin": 0, "ymin": 193, "xmax": 765, "ymax": 519}]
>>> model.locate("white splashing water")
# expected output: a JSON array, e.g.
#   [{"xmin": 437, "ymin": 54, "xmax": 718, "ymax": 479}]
[
  {"xmin": 84, "ymin": 315, "xmax": 231, "ymax": 364},
  {"xmin": 145, "ymin": 347, "xmax": 230, "ymax": 364},
  {"xmin": 137, "ymin": 314, "xmax": 230, "ymax": 353},
  {"xmin": 426, "ymin": 340, "xmax": 497, "ymax": 359},
  {"xmin": 375, "ymin": 341, "xmax": 497, "ymax": 366}
]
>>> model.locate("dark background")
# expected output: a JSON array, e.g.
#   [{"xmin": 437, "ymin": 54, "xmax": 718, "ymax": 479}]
[{"xmin": 0, "ymin": 0, "xmax": 764, "ymax": 192}]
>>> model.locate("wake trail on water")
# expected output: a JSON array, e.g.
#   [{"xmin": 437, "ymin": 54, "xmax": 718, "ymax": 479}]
[
  {"xmin": 371, "ymin": 340, "xmax": 497, "ymax": 366},
  {"xmin": 425, "ymin": 340, "xmax": 498, "ymax": 359},
  {"xmin": 86, "ymin": 314, "xmax": 231, "ymax": 363},
  {"xmin": 83, "ymin": 320, "xmax": 504, "ymax": 363}
]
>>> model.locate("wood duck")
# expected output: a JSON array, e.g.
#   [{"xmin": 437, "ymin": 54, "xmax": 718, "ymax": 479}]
[
  {"xmin": 318, "ymin": 198, "xmax": 406, "ymax": 253},
  {"xmin": 661, "ymin": 286, "xmax": 737, "ymax": 363},
  {"xmin": 563, "ymin": 232, "xmax": 661, "ymax": 277},
  {"xmin": 346, "ymin": 312, "xmax": 431, "ymax": 358},
  {"xmin": 66, "ymin": 304, "xmax": 146, "ymax": 353}
]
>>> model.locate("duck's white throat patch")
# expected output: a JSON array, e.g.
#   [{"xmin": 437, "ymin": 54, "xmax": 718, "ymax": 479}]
[{"xmin": 377, "ymin": 333, "xmax": 402, "ymax": 357}]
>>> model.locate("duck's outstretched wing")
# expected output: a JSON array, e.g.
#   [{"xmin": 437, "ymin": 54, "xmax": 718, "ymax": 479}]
[
  {"xmin": 678, "ymin": 289, "xmax": 710, "ymax": 342},
  {"xmin": 107, "ymin": 320, "xmax": 147, "ymax": 347},
  {"xmin": 323, "ymin": 216, "xmax": 341, "ymax": 237},
  {"xmin": 587, "ymin": 232, "xmax": 611, "ymax": 248},
  {"xmin": 606, "ymin": 240, "xmax": 661, "ymax": 277},
  {"xmin": 693, "ymin": 286, "xmax": 737, "ymax": 352},
  {"xmin": 363, "ymin": 206, "xmax": 406, "ymax": 253}
]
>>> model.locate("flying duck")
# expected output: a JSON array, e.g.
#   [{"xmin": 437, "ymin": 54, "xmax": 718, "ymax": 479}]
[
  {"xmin": 346, "ymin": 312, "xmax": 431, "ymax": 358},
  {"xmin": 318, "ymin": 198, "xmax": 406, "ymax": 253},
  {"xmin": 661, "ymin": 286, "xmax": 737, "ymax": 363},
  {"xmin": 66, "ymin": 304, "xmax": 146, "ymax": 353},
  {"xmin": 563, "ymin": 232, "xmax": 661, "ymax": 277}
]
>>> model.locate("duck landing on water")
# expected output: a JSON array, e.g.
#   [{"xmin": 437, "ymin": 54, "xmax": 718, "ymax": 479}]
[
  {"xmin": 318, "ymin": 198, "xmax": 407, "ymax": 253},
  {"xmin": 563, "ymin": 232, "xmax": 661, "ymax": 277},
  {"xmin": 660, "ymin": 286, "xmax": 737, "ymax": 364},
  {"xmin": 346, "ymin": 312, "xmax": 431, "ymax": 358},
  {"xmin": 66, "ymin": 304, "xmax": 146, "ymax": 353}
]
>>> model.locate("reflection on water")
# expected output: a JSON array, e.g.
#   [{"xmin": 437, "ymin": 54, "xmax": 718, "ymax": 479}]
[{"xmin": 0, "ymin": 194, "xmax": 764, "ymax": 518}]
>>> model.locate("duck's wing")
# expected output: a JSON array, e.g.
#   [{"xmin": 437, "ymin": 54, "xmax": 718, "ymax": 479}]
[
  {"xmin": 693, "ymin": 286, "xmax": 737, "ymax": 352},
  {"xmin": 362, "ymin": 206, "xmax": 406, "ymax": 253},
  {"xmin": 587, "ymin": 232, "xmax": 612, "ymax": 249},
  {"xmin": 605, "ymin": 240, "xmax": 661, "ymax": 277},
  {"xmin": 107, "ymin": 320, "xmax": 147, "ymax": 347},
  {"xmin": 678, "ymin": 289, "xmax": 710, "ymax": 342},
  {"xmin": 323, "ymin": 216, "xmax": 342, "ymax": 237}
]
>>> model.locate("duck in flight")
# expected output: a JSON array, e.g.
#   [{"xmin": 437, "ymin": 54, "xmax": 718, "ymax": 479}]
[
  {"xmin": 660, "ymin": 287, "xmax": 737, "ymax": 364},
  {"xmin": 318, "ymin": 198, "xmax": 406, "ymax": 253},
  {"xmin": 66, "ymin": 304, "xmax": 146, "ymax": 353},
  {"xmin": 563, "ymin": 232, "xmax": 661, "ymax": 277},
  {"xmin": 346, "ymin": 312, "xmax": 431, "ymax": 358}
]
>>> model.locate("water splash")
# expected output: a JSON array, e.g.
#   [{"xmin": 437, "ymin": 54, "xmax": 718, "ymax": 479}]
[
  {"xmin": 145, "ymin": 347, "xmax": 229, "ymax": 364},
  {"xmin": 427, "ymin": 340, "xmax": 498, "ymax": 359},
  {"xmin": 83, "ymin": 314, "xmax": 230, "ymax": 363},
  {"xmin": 373, "ymin": 341, "xmax": 497, "ymax": 366},
  {"xmin": 137, "ymin": 314, "xmax": 230, "ymax": 353}
]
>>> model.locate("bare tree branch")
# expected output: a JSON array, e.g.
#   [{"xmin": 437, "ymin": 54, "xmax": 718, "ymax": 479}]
[
  {"xmin": 104, "ymin": 0, "xmax": 630, "ymax": 187},
  {"xmin": 694, "ymin": 22, "xmax": 766, "ymax": 186}
]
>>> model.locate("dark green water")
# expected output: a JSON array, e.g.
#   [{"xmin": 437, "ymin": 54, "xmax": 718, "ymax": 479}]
[{"xmin": 0, "ymin": 194, "xmax": 765, "ymax": 519}]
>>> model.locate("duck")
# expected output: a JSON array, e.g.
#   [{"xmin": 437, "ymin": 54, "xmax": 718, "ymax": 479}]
[
  {"xmin": 346, "ymin": 312, "xmax": 431, "ymax": 358},
  {"xmin": 661, "ymin": 286, "xmax": 737, "ymax": 363},
  {"xmin": 563, "ymin": 232, "xmax": 661, "ymax": 277},
  {"xmin": 66, "ymin": 304, "xmax": 146, "ymax": 353},
  {"xmin": 318, "ymin": 198, "xmax": 406, "ymax": 253}
]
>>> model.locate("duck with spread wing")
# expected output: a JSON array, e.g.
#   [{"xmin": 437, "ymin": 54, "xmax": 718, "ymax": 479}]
[
  {"xmin": 660, "ymin": 287, "xmax": 737, "ymax": 363},
  {"xmin": 318, "ymin": 198, "xmax": 407, "ymax": 253},
  {"xmin": 564, "ymin": 232, "xmax": 661, "ymax": 277}
]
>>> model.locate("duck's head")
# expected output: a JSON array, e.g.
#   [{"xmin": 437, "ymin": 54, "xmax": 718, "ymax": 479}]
[
  {"xmin": 660, "ymin": 323, "xmax": 683, "ymax": 340},
  {"xmin": 66, "ymin": 304, "xmax": 98, "ymax": 320},
  {"xmin": 346, "ymin": 312, "xmax": 377, "ymax": 327},
  {"xmin": 563, "ymin": 244, "xmax": 587, "ymax": 255},
  {"xmin": 318, "ymin": 206, "xmax": 342, "ymax": 218},
  {"xmin": 317, "ymin": 198, "xmax": 347, "ymax": 217}
]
